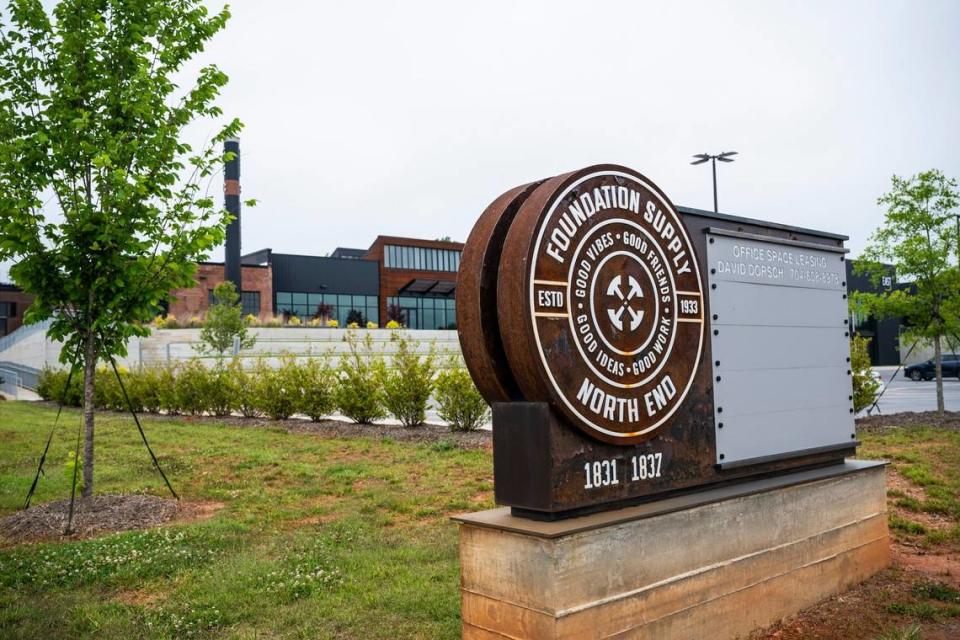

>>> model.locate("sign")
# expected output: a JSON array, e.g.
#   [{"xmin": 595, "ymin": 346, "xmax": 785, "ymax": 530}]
[
  {"xmin": 707, "ymin": 230, "xmax": 853, "ymax": 465},
  {"xmin": 457, "ymin": 163, "xmax": 858, "ymax": 518},
  {"xmin": 512, "ymin": 169, "xmax": 704, "ymax": 444}
]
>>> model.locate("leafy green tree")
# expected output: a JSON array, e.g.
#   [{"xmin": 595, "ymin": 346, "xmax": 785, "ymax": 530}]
[
  {"xmin": 850, "ymin": 336, "xmax": 881, "ymax": 413},
  {"xmin": 852, "ymin": 169, "xmax": 960, "ymax": 413},
  {"xmin": 199, "ymin": 281, "xmax": 255, "ymax": 359},
  {"xmin": 0, "ymin": 0, "xmax": 242, "ymax": 496}
]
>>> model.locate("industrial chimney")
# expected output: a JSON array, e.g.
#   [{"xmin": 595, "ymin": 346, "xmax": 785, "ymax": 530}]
[{"xmin": 224, "ymin": 137, "xmax": 242, "ymax": 291}]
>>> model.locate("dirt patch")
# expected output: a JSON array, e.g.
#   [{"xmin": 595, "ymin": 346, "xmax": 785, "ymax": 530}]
[
  {"xmin": 754, "ymin": 565, "xmax": 960, "ymax": 640},
  {"xmin": 893, "ymin": 544, "xmax": 960, "ymax": 586},
  {"xmin": 0, "ymin": 495, "xmax": 222, "ymax": 546},
  {"xmin": 857, "ymin": 411, "xmax": 960, "ymax": 431}
]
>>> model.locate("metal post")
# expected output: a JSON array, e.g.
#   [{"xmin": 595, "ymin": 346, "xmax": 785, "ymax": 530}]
[{"xmin": 712, "ymin": 157, "xmax": 718, "ymax": 213}]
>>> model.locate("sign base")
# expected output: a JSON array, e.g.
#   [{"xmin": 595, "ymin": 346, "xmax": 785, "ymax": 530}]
[
  {"xmin": 493, "ymin": 402, "xmax": 857, "ymax": 519},
  {"xmin": 454, "ymin": 460, "xmax": 888, "ymax": 640}
]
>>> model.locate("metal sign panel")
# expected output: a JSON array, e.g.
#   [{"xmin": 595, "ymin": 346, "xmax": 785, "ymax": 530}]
[{"xmin": 706, "ymin": 231, "xmax": 854, "ymax": 465}]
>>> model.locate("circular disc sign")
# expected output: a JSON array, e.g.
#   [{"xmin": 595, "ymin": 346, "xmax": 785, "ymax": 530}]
[{"xmin": 498, "ymin": 166, "xmax": 705, "ymax": 445}]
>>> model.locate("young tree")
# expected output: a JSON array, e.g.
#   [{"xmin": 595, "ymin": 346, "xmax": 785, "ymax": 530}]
[
  {"xmin": 0, "ymin": 0, "xmax": 243, "ymax": 496},
  {"xmin": 198, "ymin": 281, "xmax": 255, "ymax": 359},
  {"xmin": 852, "ymin": 170, "xmax": 960, "ymax": 413}
]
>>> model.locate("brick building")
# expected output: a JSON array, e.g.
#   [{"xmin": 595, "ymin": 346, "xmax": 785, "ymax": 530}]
[
  {"xmin": 0, "ymin": 283, "xmax": 33, "ymax": 337},
  {"xmin": 166, "ymin": 262, "xmax": 272, "ymax": 320}
]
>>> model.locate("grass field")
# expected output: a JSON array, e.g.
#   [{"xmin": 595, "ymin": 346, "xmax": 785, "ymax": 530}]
[
  {"xmin": 1, "ymin": 401, "xmax": 959, "ymax": 639},
  {"xmin": 0, "ymin": 401, "xmax": 493, "ymax": 639}
]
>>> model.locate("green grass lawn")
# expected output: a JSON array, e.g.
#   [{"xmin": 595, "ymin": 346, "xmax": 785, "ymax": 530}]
[
  {"xmin": 3, "ymin": 402, "xmax": 959, "ymax": 639},
  {"xmin": 0, "ymin": 401, "xmax": 494, "ymax": 639}
]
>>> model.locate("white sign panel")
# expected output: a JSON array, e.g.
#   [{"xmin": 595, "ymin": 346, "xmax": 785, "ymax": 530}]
[{"xmin": 706, "ymin": 231, "xmax": 854, "ymax": 465}]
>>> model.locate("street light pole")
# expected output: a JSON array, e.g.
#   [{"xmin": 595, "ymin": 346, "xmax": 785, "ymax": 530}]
[
  {"xmin": 711, "ymin": 157, "xmax": 718, "ymax": 213},
  {"xmin": 691, "ymin": 151, "xmax": 738, "ymax": 213}
]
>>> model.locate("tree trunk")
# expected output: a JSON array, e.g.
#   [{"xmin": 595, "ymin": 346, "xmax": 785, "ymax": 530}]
[
  {"xmin": 934, "ymin": 334, "xmax": 944, "ymax": 414},
  {"xmin": 81, "ymin": 332, "xmax": 97, "ymax": 498}
]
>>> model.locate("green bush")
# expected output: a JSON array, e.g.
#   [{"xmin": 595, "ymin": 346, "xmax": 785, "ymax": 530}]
[
  {"xmin": 94, "ymin": 366, "xmax": 127, "ymax": 411},
  {"xmin": 254, "ymin": 356, "xmax": 303, "ymax": 420},
  {"xmin": 300, "ymin": 358, "xmax": 336, "ymax": 421},
  {"xmin": 434, "ymin": 364, "xmax": 489, "ymax": 432},
  {"xmin": 206, "ymin": 363, "xmax": 238, "ymax": 417},
  {"xmin": 36, "ymin": 367, "xmax": 83, "ymax": 406},
  {"xmin": 334, "ymin": 332, "xmax": 385, "ymax": 424},
  {"xmin": 231, "ymin": 358, "xmax": 262, "ymax": 418},
  {"xmin": 379, "ymin": 333, "xmax": 434, "ymax": 427},
  {"xmin": 156, "ymin": 363, "xmax": 181, "ymax": 415},
  {"xmin": 175, "ymin": 359, "xmax": 210, "ymax": 416},
  {"xmin": 132, "ymin": 365, "xmax": 163, "ymax": 414},
  {"xmin": 851, "ymin": 335, "xmax": 881, "ymax": 413}
]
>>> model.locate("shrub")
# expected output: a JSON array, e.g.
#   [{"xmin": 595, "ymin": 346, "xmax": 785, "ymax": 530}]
[
  {"xmin": 326, "ymin": 319, "xmax": 339, "ymax": 328},
  {"xmin": 366, "ymin": 321, "xmax": 377, "ymax": 329},
  {"xmin": 94, "ymin": 366, "xmax": 126, "ymax": 411},
  {"xmin": 347, "ymin": 322, "xmax": 359, "ymax": 329},
  {"xmin": 346, "ymin": 309, "xmax": 364, "ymax": 326},
  {"xmin": 176, "ymin": 359, "xmax": 211, "ymax": 415},
  {"xmin": 851, "ymin": 335, "xmax": 880, "ymax": 413},
  {"xmin": 265, "ymin": 316, "xmax": 282, "ymax": 328},
  {"xmin": 380, "ymin": 333, "xmax": 434, "ymax": 427},
  {"xmin": 134, "ymin": 366, "xmax": 164, "ymax": 414},
  {"xmin": 334, "ymin": 332, "xmax": 385, "ymax": 424},
  {"xmin": 37, "ymin": 367, "xmax": 83, "ymax": 406},
  {"xmin": 385, "ymin": 319, "xmax": 401, "ymax": 329},
  {"xmin": 300, "ymin": 358, "xmax": 337, "ymax": 421},
  {"xmin": 207, "ymin": 363, "xmax": 238, "ymax": 417},
  {"xmin": 288, "ymin": 315, "xmax": 302, "ymax": 326},
  {"xmin": 164, "ymin": 314, "xmax": 181, "ymax": 329},
  {"xmin": 156, "ymin": 363, "xmax": 181, "ymax": 414},
  {"xmin": 434, "ymin": 364, "xmax": 489, "ymax": 432},
  {"xmin": 153, "ymin": 315, "xmax": 166, "ymax": 329},
  {"xmin": 231, "ymin": 358, "xmax": 262, "ymax": 418},
  {"xmin": 254, "ymin": 356, "xmax": 303, "ymax": 420}
]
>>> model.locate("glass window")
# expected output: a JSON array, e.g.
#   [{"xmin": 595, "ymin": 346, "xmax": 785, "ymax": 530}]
[
  {"xmin": 292, "ymin": 292, "xmax": 307, "ymax": 305},
  {"xmin": 241, "ymin": 292, "xmax": 260, "ymax": 316},
  {"xmin": 276, "ymin": 292, "xmax": 291, "ymax": 305}
]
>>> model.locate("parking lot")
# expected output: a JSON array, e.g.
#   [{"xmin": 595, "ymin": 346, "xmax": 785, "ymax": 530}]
[{"xmin": 860, "ymin": 367, "xmax": 960, "ymax": 416}]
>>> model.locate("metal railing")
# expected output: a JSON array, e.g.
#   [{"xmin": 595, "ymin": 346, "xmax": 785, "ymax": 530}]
[
  {"xmin": 0, "ymin": 318, "xmax": 53, "ymax": 354},
  {"xmin": 0, "ymin": 366, "xmax": 22, "ymax": 399}
]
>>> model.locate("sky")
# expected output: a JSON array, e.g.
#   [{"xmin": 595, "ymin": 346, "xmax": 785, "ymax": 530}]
[{"xmin": 2, "ymin": 0, "xmax": 960, "ymax": 280}]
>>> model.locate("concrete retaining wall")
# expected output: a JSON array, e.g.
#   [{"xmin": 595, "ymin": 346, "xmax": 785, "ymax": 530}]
[{"xmin": 0, "ymin": 325, "xmax": 463, "ymax": 371}]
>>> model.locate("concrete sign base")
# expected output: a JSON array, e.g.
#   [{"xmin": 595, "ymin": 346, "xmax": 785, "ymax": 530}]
[{"xmin": 453, "ymin": 461, "xmax": 889, "ymax": 640}]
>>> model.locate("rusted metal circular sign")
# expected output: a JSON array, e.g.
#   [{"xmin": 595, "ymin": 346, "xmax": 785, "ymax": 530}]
[{"xmin": 496, "ymin": 165, "xmax": 705, "ymax": 445}]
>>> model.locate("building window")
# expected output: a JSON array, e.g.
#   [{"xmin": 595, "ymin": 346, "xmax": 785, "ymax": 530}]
[
  {"xmin": 0, "ymin": 301, "xmax": 14, "ymax": 317},
  {"xmin": 207, "ymin": 290, "xmax": 261, "ymax": 317},
  {"xmin": 384, "ymin": 244, "xmax": 461, "ymax": 272},
  {"xmin": 240, "ymin": 292, "xmax": 260, "ymax": 317},
  {"xmin": 386, "ymin": 295, "xmax": 456, "ymax": 330},
  {"xmin": 275, "ymin": 291, "xmax": 379, "ymax": 326}
]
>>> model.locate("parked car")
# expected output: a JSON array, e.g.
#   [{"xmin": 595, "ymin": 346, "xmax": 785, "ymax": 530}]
[{"xmin": 904, "ymin": 355, "xmax": 960, "ymax": 381}]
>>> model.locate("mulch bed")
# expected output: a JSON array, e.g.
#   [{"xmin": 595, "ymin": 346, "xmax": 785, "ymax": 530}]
[
  {"xmin": 856, "ymin": 410, "xmax": 960, "ymax": 431},
  {"xmin": 206, "ymin": 414, "xmax": 492, "ymax": 449},
  {"xmin": 0, "ymin": 494, "xmax": 181, "ymax": 546}
]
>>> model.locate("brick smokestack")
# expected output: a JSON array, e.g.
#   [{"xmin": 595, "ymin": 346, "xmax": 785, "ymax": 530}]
[{"xmin": 224, "ymin": 138, "xmax": 242, "ymax": 290}]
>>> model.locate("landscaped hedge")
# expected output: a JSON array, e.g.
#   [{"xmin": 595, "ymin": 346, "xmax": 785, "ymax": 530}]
[{"xmin": 35, "ymin": 334, "xmax": 489, "ymax": 430}]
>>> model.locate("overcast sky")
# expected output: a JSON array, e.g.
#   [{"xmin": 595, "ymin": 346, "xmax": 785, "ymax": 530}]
[{"xmin": 3, "ymin": 0, "xmax": 960, "ymax": 281}]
